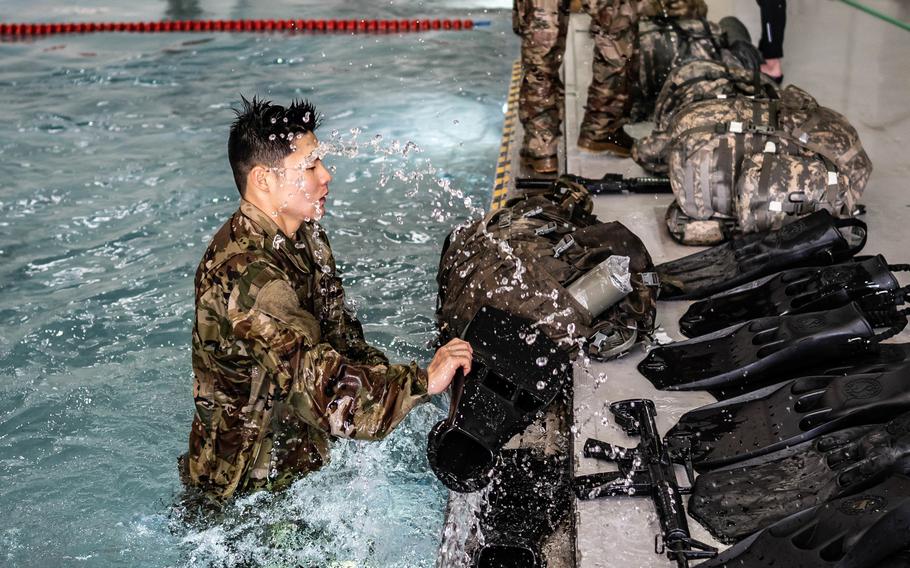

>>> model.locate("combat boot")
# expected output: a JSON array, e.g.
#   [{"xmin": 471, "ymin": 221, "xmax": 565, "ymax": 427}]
[
  {"xmin": 520, "ymin": 152, "xmax": 558, "ymax": 174},
  {"xmin": 577, "ymin": 127, "xmax": 635, "ymax": 157}
]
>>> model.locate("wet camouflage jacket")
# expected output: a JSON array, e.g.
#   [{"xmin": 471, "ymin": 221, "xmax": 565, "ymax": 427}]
[{"xmin": 186, "ymin": 200, "xmax": 429, "ymax": 499}]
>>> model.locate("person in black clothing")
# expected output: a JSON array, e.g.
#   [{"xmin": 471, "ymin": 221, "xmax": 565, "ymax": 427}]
[{"xmin": 756, "ymin": 0, "xmax": 786, "ymax": 83}]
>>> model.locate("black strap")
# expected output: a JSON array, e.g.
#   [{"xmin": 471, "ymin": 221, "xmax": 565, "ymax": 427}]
[
  {"xmin": 768, "ymin": 99, "xmax": 779, "ymax": 129},
  {"xmin": 859, "ymin": 282, "xmax": 910, "ymax": 342},
  {"xmin": 697, "ymin": 18, "xmax": 724, "ymax": 60},
  {"xmin": 751, "ymin": 63, "xmax": 762, "ymax": 97},
  {"xmin": 889, "ymin": 264, "xmax": 910, "ymax": 272},
  {"xmin": 834, "ymin": 217, "xmax": 869, "ymax": 256},
  {"xmin": 871, "ymin": 306, "xmax": 910, "ymax": 343}
]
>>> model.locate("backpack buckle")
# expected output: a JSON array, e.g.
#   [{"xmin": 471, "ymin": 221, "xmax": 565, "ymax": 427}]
[
  {"xmin": 641, "ymin": 272, "xmax": 660, "ymax": 287},
  {"xmin": 522, "ymin": 206, "xmax": 544, "ymax": 219},
  {"xmin": 535, "ymin": 221, "xmax": 558, "ymax": 236},
  {"xmin": 553, "ymin": 234, "xmax": 575, "ymax": 258},
  {"xmin": 788, "ymin": 192, "xmax": 808, "ymax": 215}
]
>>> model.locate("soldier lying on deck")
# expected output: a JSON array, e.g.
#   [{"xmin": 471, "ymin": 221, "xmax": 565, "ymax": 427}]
[{"xmin": 180, "ymin": 96, "xmax": 472, "ymax": 499}]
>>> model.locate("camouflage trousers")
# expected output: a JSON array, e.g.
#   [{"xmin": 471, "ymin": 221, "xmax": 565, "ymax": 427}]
[
  {"xmin": 579, "ymin": 0, "xmax": 638, "ymax": 140},
  {"xmin": 515, "ymin": 0, "xmax": 569, "ymax": 158},
  {"xmin": 515, "ymin": 0, "xmax": 637, "ymax": 157}
]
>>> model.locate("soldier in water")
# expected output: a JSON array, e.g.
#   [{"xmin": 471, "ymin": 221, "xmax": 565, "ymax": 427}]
[{"xmin": 181, "ymin": 96, "xmax": 473, "ymax": 500}]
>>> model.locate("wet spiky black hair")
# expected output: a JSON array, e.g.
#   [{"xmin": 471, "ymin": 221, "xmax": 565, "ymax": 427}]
[{"xmin": 227, "ymin": 95, "xmax": 322, "ymax": 196}]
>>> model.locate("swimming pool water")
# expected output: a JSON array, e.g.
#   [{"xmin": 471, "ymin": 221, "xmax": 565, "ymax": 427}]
[{"xmin": 0, "ymin": 1, "xmax": 517, "ymax": 566}]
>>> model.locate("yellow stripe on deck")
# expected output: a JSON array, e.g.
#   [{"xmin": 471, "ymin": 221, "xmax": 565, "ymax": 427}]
[{"xmin": 490, "ymin": 60, "xmax": 521, "ymax": 212}]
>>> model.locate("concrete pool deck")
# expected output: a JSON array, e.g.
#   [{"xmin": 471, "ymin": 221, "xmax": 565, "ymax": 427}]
[{"xmin": 495, "ymin": 1, "xmax": 910, "ymax": 566}]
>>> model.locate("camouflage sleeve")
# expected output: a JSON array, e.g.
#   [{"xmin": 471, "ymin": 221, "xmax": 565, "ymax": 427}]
[
  {"xmin": 310, "ymin": 226, "xmax": 389, "ymax": 366},
  {"xmin": 337, "ymin": 308, "xmax": 391, "ymax": 367},
  {"xmin": 229, "ymin": 263, "xmax": 430, "ymax": 441}
]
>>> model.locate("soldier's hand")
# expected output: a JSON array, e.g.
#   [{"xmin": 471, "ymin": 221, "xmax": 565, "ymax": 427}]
[{"xmin": 426, "ymin": 338, "xmax": 473, "ymax": 395}]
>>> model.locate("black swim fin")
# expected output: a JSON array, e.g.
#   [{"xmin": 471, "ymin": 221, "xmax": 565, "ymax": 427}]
[
  {"xmin": 638, "ymin": 300, "xmax": 910, "ymax": 395},
  {"xmin": 679, "ymin": 255, "xmax": 908, "ymax": 338},
  {"xmin": 881, "ymin": 549, "xmax": 910, "ymax": 568},
  {"xmin": 426, "ymin": 306, "xmax": 571, "ymax": 493},
  {"xmin": 667, "ymin": 358, "xmax": 910, "ymax": 472},
  {"xmin": 657, "ymin": 210, "xmax": 868, "ymax": 300},
  {"xmin": 690, "ymin": 411, "xmax": 910, "ymax": 544},
  {"xmin": 694, "ymin": 471, "xmax": 910, "ymax": 563}
]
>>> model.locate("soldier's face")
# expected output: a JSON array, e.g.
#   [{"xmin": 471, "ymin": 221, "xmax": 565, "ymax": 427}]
[{"xmin": 269, "ymin": 132, "xmax": 332, "ymax": 222}]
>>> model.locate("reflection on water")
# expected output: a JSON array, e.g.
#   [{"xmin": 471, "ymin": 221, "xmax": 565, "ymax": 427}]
[
  {"xmin": 165, "ymin": 0, "xmax": 203, "ymax": 20},
  {"xmin": 0, "ymin": 2, "xmax": 517, "ymax": 566}
]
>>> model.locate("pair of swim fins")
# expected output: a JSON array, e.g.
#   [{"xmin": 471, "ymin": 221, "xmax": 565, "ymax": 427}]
[
  {"xmin": 667, "ymin": 355, "xmax": 910, "ymax": 472},
  {"xmin": 426, "ymin": 306, "xmax": 571, "ymax": 493},
  {"xmin": 696, "ymin": 472, "xmax": 910, "ymax": 567},
  {"xmin": 679, "ymin": 255, "xmax": 909, "ymax": 338},
  {"xmin": 689, "ymin": 411, "xmax": 910, "ymax": 544},
  {"xmin": 638, "ymin": 297, "xmax": 910, "ymax": 397},
  {"xmin": 657, "ymin": 210, "xmax": 868, "ymax": 301}
]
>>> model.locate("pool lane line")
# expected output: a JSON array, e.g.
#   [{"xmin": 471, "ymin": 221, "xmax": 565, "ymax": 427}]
[
  {"xmin": 0, "ymin": 18, "xmax": 483, "ymax": 37},
  {"xmin": 490, "ymin": 59, "xmax": 521, "ymax": 212},
  {"xmin": 837, "ymin": 0, "xmax": 910, "ymax": 32}
]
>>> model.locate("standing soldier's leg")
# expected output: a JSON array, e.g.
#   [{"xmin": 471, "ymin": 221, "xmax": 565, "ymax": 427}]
[
  {"xmin": 578, "ymin": 0, "xmax": 637, "ymax": 156},
  {"xmin": 517, "ymin": 0, "xmax": 569, "ymax": 174}
]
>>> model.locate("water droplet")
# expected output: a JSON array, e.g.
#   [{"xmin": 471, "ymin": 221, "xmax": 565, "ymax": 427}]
[
  {"xmin": 269, "ymin": 134, "xmax": 276, "ymax": 141},
  {"xmin": 536, "ymin": 380, "xmax": 546, "ymax": 390},
  {"xmin": 536, "ymin": 356, "xmax": 548, "ymax": 366}
]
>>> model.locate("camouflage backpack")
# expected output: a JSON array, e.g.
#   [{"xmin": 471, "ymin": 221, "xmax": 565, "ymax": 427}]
[
  {"xmin": 635, "ymin": 59, "xmax": 779, "ymax": 174},
  {"xmin": 436, "ymin": 179, "xmax": 657, "ymax": 360},
  {"xmin": 653, "ymin": 59, "xmax": 778, "ymax": 131},
  {"xmin": 659, "ymin": 86, "xmax": 872, "ymax": 245},
  {"xmin": 630, "ymin": 16, "xmax": 762, "ymax": 120}
]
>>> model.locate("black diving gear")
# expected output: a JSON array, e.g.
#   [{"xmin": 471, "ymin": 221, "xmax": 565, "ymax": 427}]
[
  {"xmin": 471, "ymin": 450, "xmax": 571, "ymax": 568},
  {"xmin": 656, "ymin": 210, "xmax": 868, "ymax": 300},
  {"xmin": 638, "ymin": 299, "xmax": 910, "ymax": 395},
  {"xmin": 679, "ymin": 255, "xmax": 908, "ymax": 338},
  {"xmin": 688, "ymin": 411, "xmax": 910, "ymax": 543},
  {"xmin": 573, "ymin": 399, "xmax": 717, "ymax": 568},
  {"xmin": 667, "ymin": 357, "xmax": 910, "ymax": 472},
  {"xmin": 695, "ymin": 472, "xmax": 910, "ymax": 564},
  {"xmin": 426, "ymin": 306, "xmax": 571, "ymax": 493}
]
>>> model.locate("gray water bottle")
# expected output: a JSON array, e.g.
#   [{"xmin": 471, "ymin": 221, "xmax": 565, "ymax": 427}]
[{"xmin": 567, "ymin": 255, "xmax": 633, "ymax": 318}]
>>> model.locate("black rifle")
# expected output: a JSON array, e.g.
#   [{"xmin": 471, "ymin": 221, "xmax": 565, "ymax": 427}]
[
  {"xmin": 515, "ymin": 174, "xmax": 672, "ymax": 195},
  {"xmin": 573, "ymin": 399, "xmax": 716, "ymax": 568}
]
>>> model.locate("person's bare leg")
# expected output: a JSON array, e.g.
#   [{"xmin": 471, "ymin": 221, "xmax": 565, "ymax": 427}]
[{"xmin": 760, "ymin": 57, "xmax": 782, "ymax": 79}]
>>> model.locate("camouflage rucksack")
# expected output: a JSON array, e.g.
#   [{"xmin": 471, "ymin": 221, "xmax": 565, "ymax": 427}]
[
  {"xmin": 630, "ymin": 16, "xmax": 762, "ymax": 120},
  {"xmin": 659, "ymin": 86, "xmax": 872, "ymax": 244},
  {"xmin": 436, "ymin": 179, "xmax": 657, "ymax": 360},
  {"xmin": 653, "ymin": 59, "xmax": 778, "ymax": 131},
  {"xmin": 635, "ymin": 60, "xmax": 779, "ymax": 174}
]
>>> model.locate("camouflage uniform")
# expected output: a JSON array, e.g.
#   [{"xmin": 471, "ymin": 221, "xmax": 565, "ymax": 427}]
[
  {"xmin": 577, "ymin": 0, "xmax": 640, "ymax": 141},
  {"xmin": 515, "ymin": 0, "xmax": 570, "ymax": 159},
  {"xmin": 516, "ymin": 0, "xmax": 710, "ymax": 157},
  {"xmin": 515, "ymin": 0, "xmax": 638, "ymax": 157},
  {"xmin": 185, "ymin": 200, "xmax": 429, "ymax": 499}
]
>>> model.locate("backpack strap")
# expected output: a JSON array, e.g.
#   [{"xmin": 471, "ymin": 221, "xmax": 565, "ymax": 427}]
[
  {"xmin": 696, "ymin": 17, "xmax": 724, "ymax": 59},
  {"xmin": 783, "ymin": 108, "xmax": 862, "ymax": 170},
  {"xmin": 835, "ymin": 216, "xmax": 869, "ymax": 257}
]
